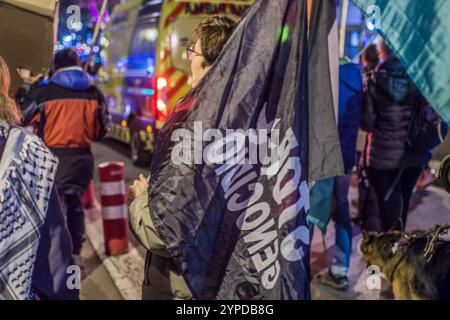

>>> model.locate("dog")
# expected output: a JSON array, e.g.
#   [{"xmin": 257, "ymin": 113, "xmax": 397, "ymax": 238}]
[{"xmin": 360, "ymin": 225, "xmax": 450, "ymax": 300}]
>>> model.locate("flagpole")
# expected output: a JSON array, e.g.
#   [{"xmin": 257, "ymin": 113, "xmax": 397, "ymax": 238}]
[
  {"xmin": 339, "ymin": 0, "xmax": 349, "ymax": 58},
  {"xmin": 84, "ymin": 0, "xmax": 108, "ymax": 72}
]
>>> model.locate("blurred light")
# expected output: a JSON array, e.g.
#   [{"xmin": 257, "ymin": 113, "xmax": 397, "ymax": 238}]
[
  {"xmin": 157, "ymin": 77, "xmax": 167, "ymax": 90},
  {"xmin": 121, "ymin": 120, "xmax": 127, "ymax": 127},
  {"xmin": 171, "ymin": 33, "xmax": 179, "ymax": 50},
  {"xmin": 125, "ymin": 104, "xmax": 131, "ymax": 117},
  {"xmin": 63, "ymin": 35, "xmax": 72, "ymax": 43},
  {"xmin": 350, "ymin": 31, "xmax": 359, "ymax": 47},
  {"xmin": 144, "ymin": 29, "xmax": 158, "ymax": 42},
  {"xmin": 367, "ymin": 20, "xmax": 376, "ymax": 31},
  {"xmin": 72, "ymin": 22, "xmax": 83, "ymax": 32},
  {"xmin": 157, "ymin": 99, "xmax": 167, "ymax": 112},
  {"xmin": 146, "ymin": 125, "xmax": 153, "ymax": 134},
  {"xmin": 93, "ymin": 46, "xmax": 100, "ymax": 53},
  {"xmin": 278, "ymin": 25, "xmax": 289, "ymax": 43},
  {"xmin": 142, "ymin": 89, "xmax": 155, "ymax": 96}
]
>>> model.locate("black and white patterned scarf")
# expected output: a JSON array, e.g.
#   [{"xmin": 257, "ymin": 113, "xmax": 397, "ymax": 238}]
[{"xmin": 0, "ymin": 122, "xmax": 58, "ymax": 300}]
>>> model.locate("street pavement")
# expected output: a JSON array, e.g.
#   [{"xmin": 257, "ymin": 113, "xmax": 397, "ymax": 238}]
[
  {"xmin": 80, "ymin": 238, "xmax": 122, "ymax": 300},
  {"xmin": 82, "ymin": 138, "xmax": 450, "ymax": 300},
  {"xmin": 310, "ymin": 185, "xmax": 450, "ymax": 300}
]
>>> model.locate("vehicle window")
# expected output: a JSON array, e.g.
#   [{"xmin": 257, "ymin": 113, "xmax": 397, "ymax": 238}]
[
  {"xmin": 139, "ymin": 0, "xmax": 163, "ymax": 16},
  {"xmin": 128, "ymin": 20, "xmax": 158, "ymax": 71},
  {"xmin": 127, "ymin": 0, "xmax": 162, "ymax": 71}
]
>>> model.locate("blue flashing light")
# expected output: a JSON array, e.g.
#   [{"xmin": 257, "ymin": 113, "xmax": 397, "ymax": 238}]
[
  {"xmin": 142, "ymin": 89, "xmax": 155, "ymax": 96},
  {"xmin": 63, "ymin": 35, "xmax": 72, "ymax": 43}
]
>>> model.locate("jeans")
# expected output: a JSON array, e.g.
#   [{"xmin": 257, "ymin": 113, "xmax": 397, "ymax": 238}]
[{"xmin": 330, "ymin": 174, "xmax": 352, "ymax": 278}]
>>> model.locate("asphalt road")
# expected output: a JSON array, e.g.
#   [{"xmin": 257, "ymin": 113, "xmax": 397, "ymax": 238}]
[
  {"xmin": 80, "ymin": 138, "xmax": 149, "ymax": 300},
  {"xmin": 91, "ymin": 137, "xmax": 149, "ymax": 254},
  {"xmin": 91, "ymin": 137, "xmax": 150, "ymax": 190}
]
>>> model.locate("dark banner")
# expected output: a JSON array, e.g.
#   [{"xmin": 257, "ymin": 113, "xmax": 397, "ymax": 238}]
[{"xmin": 148, "ymin": 0, "xmax": 312, "ymax": 300}]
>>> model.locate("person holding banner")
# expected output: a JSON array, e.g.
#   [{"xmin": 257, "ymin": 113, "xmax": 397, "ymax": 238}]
[{"xmin": 128, "ymin": 15, "xmax": 238, "ymax": 300}]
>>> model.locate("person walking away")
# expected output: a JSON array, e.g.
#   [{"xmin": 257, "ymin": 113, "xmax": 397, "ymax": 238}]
[
  {"xmin": 128, "ymin": 15, "xmax": 237, "ymax": 300},
  {"xmin": 361, "ymin": 39, "xmax": 443, "ymax": 231},
  {"xmin": 0, "ymin": 56, "xmax": 77, "ymax": 300},
  {"xmin": 313, "ymin": 59, "xmax": 362, "ymax": 291},
  {"xmin": 357, "ymin": 43, "xmax": 381, "ymax": 231},
  {"xmin": 22, "ymin": 49, "xmax": 109, "ymax": 265}
]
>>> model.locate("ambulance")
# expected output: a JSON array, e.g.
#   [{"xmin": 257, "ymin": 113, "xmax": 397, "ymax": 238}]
[{"xmin": 98, "ymin": 0, "xmax": 252, "ymax": 165}]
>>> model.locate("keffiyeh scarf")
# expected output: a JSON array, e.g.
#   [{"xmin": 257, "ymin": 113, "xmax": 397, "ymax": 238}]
[{"xmin": 0, "ymin": 122, "xmax": 58, "ymax": 300}]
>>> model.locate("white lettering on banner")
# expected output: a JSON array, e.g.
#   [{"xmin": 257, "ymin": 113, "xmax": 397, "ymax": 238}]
[
  {"xmin": 100, "ymin": 181, "xmax": 126, "ymax": 196},
  {"xmin": 261, "ymin": 261, "xmax": 280, "ymax": 289},
  {"xmin": 102, "ymin": 204, "xmax": 128, "ymax": 220},
  {"xmin": 212, "ymin": 111, "xmax": 309, "ymax": 290},
  {"xmin": 280, "ymin": 225, "xmax": 310, "ymax": 262}
]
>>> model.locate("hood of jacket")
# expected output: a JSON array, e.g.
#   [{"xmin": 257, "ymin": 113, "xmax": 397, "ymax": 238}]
[
  {"xmin": 50, "ymin": 66, "xmax": 92, "ymax": 91},
  {"xmin": 374, "ymin": 58, "xmax": 415, "ymax": 104}
]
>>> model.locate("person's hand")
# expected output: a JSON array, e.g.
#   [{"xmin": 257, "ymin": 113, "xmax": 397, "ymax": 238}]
[
  {"xmin": 16, "ymin": 68, "xmax": 42, "ymax": 84},
  {"xmin": 128, "ymin": 174, "xmax": 149, "ymax": 203}
]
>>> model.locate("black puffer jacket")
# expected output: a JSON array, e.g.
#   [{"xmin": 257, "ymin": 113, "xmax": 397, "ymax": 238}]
[{"xmin": 361, "ymin": 58, "xmax": 429, "ymax": 170}]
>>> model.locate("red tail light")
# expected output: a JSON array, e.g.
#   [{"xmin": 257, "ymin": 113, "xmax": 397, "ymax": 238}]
[{"xmin": 152, "ymin": 76, "xmax": 168, "ymax": 121}]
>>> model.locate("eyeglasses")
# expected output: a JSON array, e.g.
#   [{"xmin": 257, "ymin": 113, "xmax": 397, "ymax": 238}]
[{"xmin": 186, "ymin": 45, "xmax": 202, "ymax": 61}]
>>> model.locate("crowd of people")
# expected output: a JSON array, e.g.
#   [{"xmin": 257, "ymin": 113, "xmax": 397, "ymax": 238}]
[
  {"xmin": 0, "ymin": 13, "xmax": 446, "ymax": 300},
  {"xmin": 314, "ymin": 39, "xmax": 447, "ymax": 291}
]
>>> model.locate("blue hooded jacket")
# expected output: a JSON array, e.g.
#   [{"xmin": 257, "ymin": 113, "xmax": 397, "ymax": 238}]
[
  {"xmin": 49, "ymin": 66, "xmax": 92, "ymax": 91},
  {"xmin": 338, "ymin": 62, "xmax": 363, "ymax": 171}
]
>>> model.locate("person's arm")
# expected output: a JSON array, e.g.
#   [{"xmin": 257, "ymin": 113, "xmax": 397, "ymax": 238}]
[
  {"xmin": 21, "ymin": 100, "xmax": 44, "ymax": 127},
  {"xmin": 360, "ymin": 79, "xmax": 377, "ymax": 132},
  {"xmin": 129, "ymin": 191, "xmax": 171, "ymax": 258},
  {"xmin": 15, "ymin": 68, "xmax": 43, "ymax": 112}
]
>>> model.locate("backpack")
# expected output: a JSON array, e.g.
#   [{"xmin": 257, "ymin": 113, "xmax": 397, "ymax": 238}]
[{"xmin": 407, "ymin": 100, "xmax": 447, "ymax": 153}]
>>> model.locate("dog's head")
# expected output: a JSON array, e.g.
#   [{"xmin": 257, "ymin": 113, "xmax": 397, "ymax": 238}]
[{"xmin": 360, "ymin": 230, "xmax": 404, "ymax": 267}]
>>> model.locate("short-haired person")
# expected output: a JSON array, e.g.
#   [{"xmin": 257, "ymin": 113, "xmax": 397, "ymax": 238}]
[
  {"xmin": 22, "ymin": 49, "xmax": 110, "ymax": 265},
  {"xmin": 127, "ymin": 15, "xmax": 237, "ymax": 300}
]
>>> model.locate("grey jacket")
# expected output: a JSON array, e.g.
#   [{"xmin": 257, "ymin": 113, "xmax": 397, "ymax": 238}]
[{"xmin": 129, "ymin": 192, "xmax": 192, "ymax": 300}]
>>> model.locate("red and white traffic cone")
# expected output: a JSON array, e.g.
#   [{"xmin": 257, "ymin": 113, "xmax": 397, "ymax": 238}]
[
  {"xmin": 98, "ymin": 162, "xmax": 129, "ymax": 256},
  {"xmin": 82, "ymin": 180, "xmax": 96, "ymax": 209}
]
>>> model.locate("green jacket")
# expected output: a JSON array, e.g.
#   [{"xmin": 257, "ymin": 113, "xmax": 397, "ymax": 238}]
[{"xmin": 129, "ymin": 192, "xmax": 192, "ymax": 300}]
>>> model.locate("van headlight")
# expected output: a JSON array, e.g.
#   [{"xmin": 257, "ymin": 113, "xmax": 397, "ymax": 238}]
[{"xmin": 438, "ymin": 155, "xmax": 450, "ymax": 193}]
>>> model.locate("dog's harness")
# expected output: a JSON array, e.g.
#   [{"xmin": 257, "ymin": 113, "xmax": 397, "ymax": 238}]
[
  {"xmin": 422, "ymin": 225, "xmax": 450, "ymax": 262},
  {"xmin": 388, "ymin": 240, "xmax": 409, "ymax": 284},
  {"xmin": 388, "ymin": 225, "xmax": 450, "ymax": 283}
]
